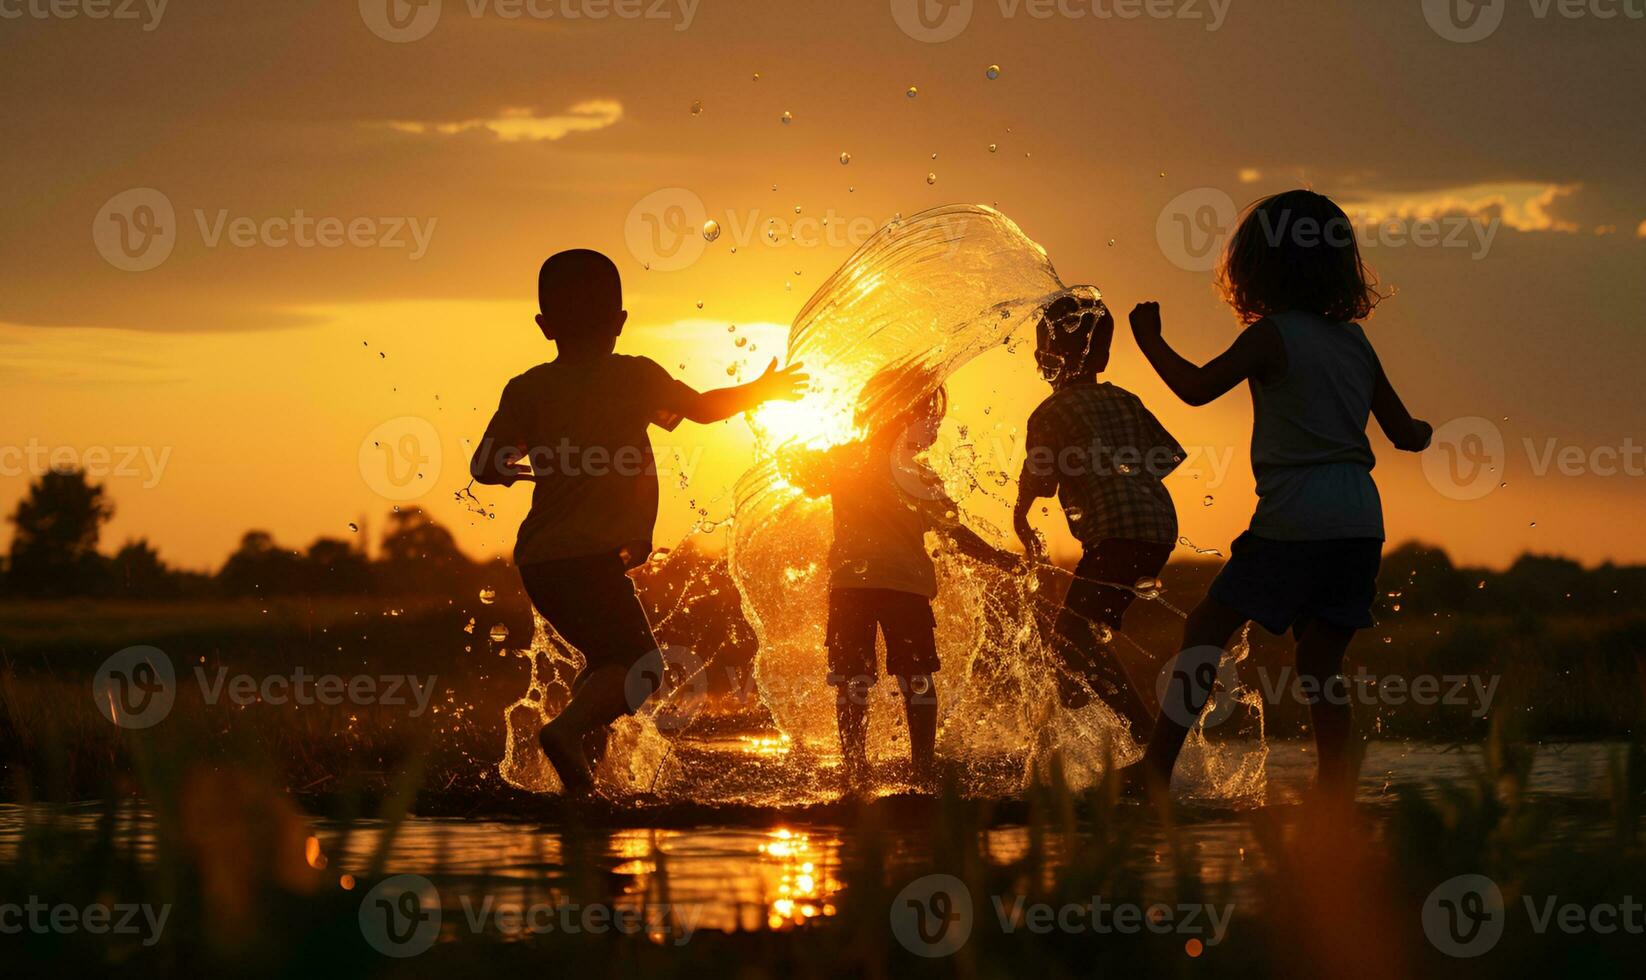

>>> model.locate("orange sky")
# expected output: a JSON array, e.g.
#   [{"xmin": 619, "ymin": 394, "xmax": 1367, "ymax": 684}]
[{"xmin": 2, "ymin": 2, "xmax": 1644, "ymax": 571}]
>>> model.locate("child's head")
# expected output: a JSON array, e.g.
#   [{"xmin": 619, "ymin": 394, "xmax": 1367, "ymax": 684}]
[
  {"xmin": 536, "ymin": 249, "xmax": 627, "ymax": 353},
  {"xmin": 855, "ymin": 366, "xmax": 947, "ymax": 449},
  {"xmin": 1218, "ymin": 190, "xmax": 1382, "ymax": 325},
  {"xmin": 1034, "ymin": 293, "xmax": 1113, "ymax": 385}
]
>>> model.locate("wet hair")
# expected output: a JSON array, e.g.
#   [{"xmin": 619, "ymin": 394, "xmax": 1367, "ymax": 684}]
[
  {"xmin": 1034, "ymin": 293, "xmax": 1113, "ymax": 381},
  {"xmin": 1218, "ymin": 190, "xmax": 1383, "ymax": 325},
  {"xmin": 854, "ymin": 365, "xmax": 947, "ymax": 433},
  {"xmin": 538, "ymin": 249, "xmax": 622, "ymax": 325}
]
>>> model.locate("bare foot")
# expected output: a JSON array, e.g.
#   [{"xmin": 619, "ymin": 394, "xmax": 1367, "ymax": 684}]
[{"xmin": 538, "ymin": 722, "xmax": 595, "ymax": 794}]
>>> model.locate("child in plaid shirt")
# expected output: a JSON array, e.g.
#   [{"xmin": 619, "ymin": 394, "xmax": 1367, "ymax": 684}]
[{"xmin": 1013, "ymin": 294, "xmax": 1183, "ymax": 734}]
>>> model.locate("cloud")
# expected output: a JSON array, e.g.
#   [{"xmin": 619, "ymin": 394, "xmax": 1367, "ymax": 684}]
[
  {"xmin": 1339, "ymin": 182, "xmax": 1583, "ymax": 234},
  {"xmin": 387, "ymin": 100, "xmax": 623, "ymax": 143}
]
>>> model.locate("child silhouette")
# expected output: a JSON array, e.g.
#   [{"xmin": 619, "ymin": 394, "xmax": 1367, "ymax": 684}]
[
  {"xmin": 1124, "ymin": 191, "xmax": 1432, "ymax": 802},
  {"xmin": 471, "ymin": 249, "xmax": 807, "ymax": 793},
  {"xmin": 783, "ymin": 367, "xmax": 1018, "ymax": 790},
  {"xmin": 1014, "ymin": 293, "xmax": 1183, "ymax": 736}
]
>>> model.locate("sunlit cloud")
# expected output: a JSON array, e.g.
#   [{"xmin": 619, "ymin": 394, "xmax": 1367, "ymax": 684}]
[
  {"xmin": 1339, "ymin": 182, "xmax": 1582, "ymax": 234},
  {"xmin": 387, "ymin": 100, "xmax": 623, "ymax": 142},
  {"xmin": 1636, "ymin": 219, "xmax": 1646, "ymax": 240}
]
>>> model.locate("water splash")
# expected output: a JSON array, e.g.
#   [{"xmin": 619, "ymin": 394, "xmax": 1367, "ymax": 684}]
[{"xmin": 727, "ymin": 204, "xmax": 1266, "ymax": 800}]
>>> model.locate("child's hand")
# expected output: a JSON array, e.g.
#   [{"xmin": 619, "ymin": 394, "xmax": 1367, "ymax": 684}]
[
  {"xmin": 755, "ymin": 358, "xmax": 809, "ymax": 402},
  {"xmin": 499, "ymin": 446, "xmax": 534, "ymax": 484},
  {"xmin": 1128, "ymin": 302, "xmax": 1163, "ymax": 343}
]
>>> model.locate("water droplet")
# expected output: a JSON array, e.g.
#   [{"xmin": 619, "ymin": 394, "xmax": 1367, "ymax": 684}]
[
  {"xmin": 735, "ymin": 336, "xmax": 747, "ymax": 347},
  {"xmin": 1108, "ymin": 238, "xmax": 1116, "ymax": 247},
  {"xmin": 488, "ymin": 624, "xmax": 509, "ymax": 644},
  {"xmin": 988, "ymin": 143, "xmax": 998, "ymax": 153},
  {"xmin": 347, "ymin": 522, "xmax": 359, "ymax": 533},
  {"xmin": 1134, "ymin": 577, "xmax": 1164, "ymax": 599},
  {"xmin": 849, "ymin": 559, "xmax": 869, "ymax": 574},
  {"xmin": 479, "ymin": 586, "xmax": 497, "ymax": 604},
  {"xmin": 1066, "ymin": 506, "xmax": 1085, "ymax": 523},
  {"xmin": 1094, "ymin": 624, "xmax": 1114, "ymax": 645},
  {"xmin": 985, "ymin": 64, "xmax": 1001, "ymax": 80},
  {"xmin": 726, "ymin": 364, "xmax": 737, "ymax": 376},
  {"xmin": 690, "ymin": 99, "xmax": 703, "ymax": 116},
  {"xmin": 702, "ymin": 219, "xmax": 721, "ymax": 242},
  {"xmin": 1529, "ymin": 521, "xmax": 1537, "ymax": 528},
  {"xmin": 930, "ymin": 152, "xmax": 938, "ymax": 160},
  {"xmin": 696, "ymin": 300, "xmax": 704, "ymax": 310},
  {"xmin": 1202, "ymin": 495, "xmax": 1214, "ymax": 507},
  {"xmin": 1158, "ymin": 170, "xmax": 1167, "ymax": 178},
  {"xmin": 839, "ymin": 151, "xmax": 851, "ymax": 165},
  {"xmin": 794, "ymin": 205, "xmax": 802, "ymax": 214},
  {"xmin": 780, "ymin": 110, "xmax": 793, "ymax": 125},
  {"xmin": 906, "ymin": 86, "xmax": 918, "ymax": 98},
  {"xmin": 926, "ymin": 172, "xmax": 937, "ymax": 185},
  {"xmin": 727, "ymin": 324, "xmax": 736, "ymax": 332},
  {"xmin": 752, "ymin": 72, "xmax": 760, "ymax": 81}
]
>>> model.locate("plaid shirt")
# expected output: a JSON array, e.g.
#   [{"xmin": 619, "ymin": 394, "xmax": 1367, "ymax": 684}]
[{"xmin": 1022, "ymin": 382, "xmax": 1183, "ymax": 546}]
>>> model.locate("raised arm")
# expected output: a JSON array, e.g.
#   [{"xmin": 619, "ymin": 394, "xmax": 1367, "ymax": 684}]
[
  {"xmin": 1371, "ymin": 358, "xmax": 1433, "ymax": 452},
  {"xmin": 926, "ymin": 493, "xmax": 1021, "ymax": 573},
  {"xmin": 1128, "ymin": 302, "xmax": 1284, "ymax": 407},
  {"xmin": 683, "ymin": 358, "xmax": 808, "ymax": 424}
]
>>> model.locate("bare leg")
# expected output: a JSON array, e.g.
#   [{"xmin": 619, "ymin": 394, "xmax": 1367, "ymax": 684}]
[
  {"xmin": 1137, "ymin": 597, "xmax": 1249, "ymax": 786},
  {"xmin": 1294, "ymin": 620, "xmax": 1357, "ymax": 802},
  {"xmin": 538, "ymin": 664, "xmax": 637, "ymax": 793},
  {"xmin": 897, "ymin": 674, "xmax": 938, "ymax": 786},
  {"xmin": 835, "ymin": 677, "xmax": 872, "ymax": 784}
]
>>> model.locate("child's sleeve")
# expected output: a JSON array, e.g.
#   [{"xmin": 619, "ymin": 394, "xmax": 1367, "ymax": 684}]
[
  {"xmin": 470, "ymin": 379, "xmax": 528, "ymax": 484},
  {"xmin": 634, "ymin": 357, "xmax": 701, "ymax": 432},
  {"xmin": 1018, "ymin": 408, "xmax": 1060, "ymax": 498},
  {"xmin": 1136, "ymin": 400, "xmax": 1186, "ymax": 479}
]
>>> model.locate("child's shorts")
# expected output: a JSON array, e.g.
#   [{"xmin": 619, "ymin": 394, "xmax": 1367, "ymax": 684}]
[
  {"xmin": 1208, "ymin": 532, "xmax": 1382, "ymax": 638},
  {"xmin": 825, "ymin": 588, "xmax": 939, "ymax": 686},
  {"xmin": 1058, "ymin": 538, "xmax": 1175, "ymax": 636},
  {"xmin": 519, "ymin": 549, "xmax": 660, "ymax": 692}
]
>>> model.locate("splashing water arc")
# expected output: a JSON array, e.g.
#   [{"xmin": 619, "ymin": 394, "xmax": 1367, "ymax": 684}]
[{"xmin": 727, "ymin": 204, "xmax": 1269, "ymax": 797}]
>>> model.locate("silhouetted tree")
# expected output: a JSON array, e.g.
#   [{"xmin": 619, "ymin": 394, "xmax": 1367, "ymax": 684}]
[
  {"xmin": 110, "ymin": 538, "xmax": 178, "ymax": 598},
  {"xmin": 218, "ymin": 530, "xmax": 305, "ymax": 595},
  {"xmin": 304, "ymin": 537, "xmax": 371, "ymax": 592},
  {"xmin": 375, "ymin": 509, "xmax": 474, "ymax": 593},
  {"xmin": 5, "ymin": 469, "xmax": 113, "ymax": 596}
]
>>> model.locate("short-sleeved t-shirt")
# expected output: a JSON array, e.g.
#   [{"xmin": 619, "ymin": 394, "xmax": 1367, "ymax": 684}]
[
  {"xmin": 785, "ymin": 440, "xmax": 940, "ymax": 599},
  {"xmin": 1022, "ymin": 382, "xmax": 1183, "ymax": 547},
  {"xmin": 473, "ymin": 354, "xmax": 696, "ymax": 567}
]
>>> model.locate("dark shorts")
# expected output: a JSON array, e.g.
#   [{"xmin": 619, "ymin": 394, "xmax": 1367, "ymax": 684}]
[
  {"xmin": 1208, "ymin": 531, "xmax": 1382, "ymax": 638},
  {"xmin": 519, "ymin": 550, "xmax": 659, "ymax": 688},
  {"xmin": 1057, "ymin": 538, "xmax": 1175, "ymax": 638},
  {"xmin": 826, "ymin": 588, "xmax": 939, "ymax": 684}
]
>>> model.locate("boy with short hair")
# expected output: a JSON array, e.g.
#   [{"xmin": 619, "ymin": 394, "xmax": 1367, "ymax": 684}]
[
  {"xmin": 471, "ymin": 248, "xmax": 807, "ymax": 793},
  {"xmin": 1013, "ymin": 293, "xmax": 1184, "ymax": 735}
]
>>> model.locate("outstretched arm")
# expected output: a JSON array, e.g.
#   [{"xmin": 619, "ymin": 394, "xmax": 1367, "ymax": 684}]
[
  {"xmin": 933, "ymin": 504, "xmax": 1022, "ymax": 573},
  {"xmin": 1371, "ymin": 359, "xmax": 1433, "ymax": 452},
  {"xmin": 1128, "ymin": 302, "xmax": 1284, "ymax": 407},
  {"xmin": 683, "ymin": 358, "xmax": 809, "ymax": 424}
]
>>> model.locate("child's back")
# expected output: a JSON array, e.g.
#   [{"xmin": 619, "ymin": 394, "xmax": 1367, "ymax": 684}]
[
  {"xmin": 487, "ymin": 353, "xmax": 689, "ymax": 567},
  {"xmin": 1248, "ymin": 311, "xmax": 1381, "ymax": 542}
]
